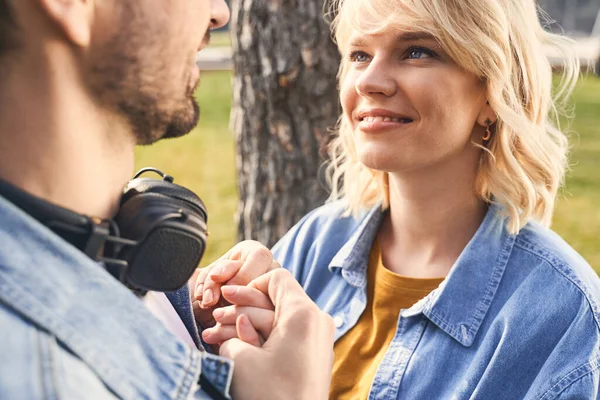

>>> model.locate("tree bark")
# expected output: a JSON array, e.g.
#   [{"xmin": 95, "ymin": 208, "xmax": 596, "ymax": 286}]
[{"xmin": 231, "ymin": 0, "xmax": 340, "ymax": 247}]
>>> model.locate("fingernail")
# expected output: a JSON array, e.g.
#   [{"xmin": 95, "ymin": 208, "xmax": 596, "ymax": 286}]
[
  {"xmin": 239, "ymin": 314, "xmax": 250, "ymax": 327},
  {"xmin": 210, "ymin": 266, "xmax": 223, "ymax": 277},
  {"xmin": 194, "ymin": 283, "xmax": 204, "ymax": 300},
  {"xmin": 221, "ymin": 286, "xmax": 236, "ymax": 296},
  {"xmin": 213, "ymin": 308, "xmax": 224, "ymax": 319},
  {"xmin": 203, "ymin": 289, "xmax": 213, "ymax": 305}
]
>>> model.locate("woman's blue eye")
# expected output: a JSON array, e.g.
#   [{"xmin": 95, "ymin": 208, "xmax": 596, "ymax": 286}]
[
  {"xmin": 349, "ymin": 51, "xmax": 370, "ymax": 62},
  {"xmin": 406, "ymin": 47, "xmax": 435, "ymax": 59},
  {"xmin": 408, "ymin": 49, "xmax": 425, "ymax": 59}
]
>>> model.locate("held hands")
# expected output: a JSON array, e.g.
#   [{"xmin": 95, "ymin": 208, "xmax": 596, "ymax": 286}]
[
  {"xmin": 203, "ymin": 283, "xmax": 274, "ymax": 346},
  {"xmin": 193, "ymin": 240, "xmax": 280, "ymax": 309},
  {"xmin": 218, "ymin": 269, "xmax": 336, "ymax": 400},
  {"xmin": 192, "ymin": 242, "xmax": 335, "ymax": 399},
  {"xmin": 190, "ymin": 241, "xmax": 280, "ymax": 347}
]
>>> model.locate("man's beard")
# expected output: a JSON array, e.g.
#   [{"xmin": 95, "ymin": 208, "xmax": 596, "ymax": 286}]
[{"xmin": 84, "ymin": 21, "xmax": 200, "ymax": 145}]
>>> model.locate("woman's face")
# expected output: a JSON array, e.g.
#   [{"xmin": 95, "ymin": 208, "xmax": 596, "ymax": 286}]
[{"xmin": 340, "ymin": 27, "xmax": 488, "ymax": 175}]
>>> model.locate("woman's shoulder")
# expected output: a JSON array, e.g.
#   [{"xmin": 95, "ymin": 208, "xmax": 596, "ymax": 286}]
[
  {"xmin": 515, "ymin": 221, "xmax": 597, "ymax": 288},
  {"xmin": 271, "ymin": 200, "xmax": 378, "ymax": 277},
  {"xmin": 511, "ymin": 220, "xmax": 600, "ymax": 322},
  {"xmin": 274, "ymin": 200, "xmax": 373, "ymax": 250}
]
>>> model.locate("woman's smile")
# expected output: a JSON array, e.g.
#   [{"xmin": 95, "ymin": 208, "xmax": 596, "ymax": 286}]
[{"xmin": 356, "ymin": 108, "xmax": 415, "ymax": 133}]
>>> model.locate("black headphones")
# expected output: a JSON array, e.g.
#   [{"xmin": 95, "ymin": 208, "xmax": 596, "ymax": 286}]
[{"xmin": 0, "ymin": 168, "xmax": 208, "ymax": 293}]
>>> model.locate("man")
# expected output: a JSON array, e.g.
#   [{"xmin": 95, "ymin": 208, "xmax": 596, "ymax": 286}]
[{"xmin": 0, "ymin": 0, "xmax": 334, "ymax": 399}]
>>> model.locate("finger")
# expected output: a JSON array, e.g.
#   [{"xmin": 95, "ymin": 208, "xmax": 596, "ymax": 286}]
[
  {"xmin": 202, "ymin": 323, "xmax": 239, "ymax": 345},
  {"xmin": 226, "ymin": 248, "xmax": 276, "ymax": 286},
  {"xmin": 194, "ymin": 295, "xmax": 231, "ymax": 328},
  {"xmin": 227, "ymin": 258, "xmax": 281, "ymax": 287},
  {"xmin": 193, "ymin": 300, "xmax": 220, "ymax": 353},
  {"xmin": 248, "ymin": 269, "xmax": 306, "ymax": 307},
  {"xmin": 193, "ymin": 266, "xmax": 212, "ymax": 301},
  {"xmin": 188, "ymin": 268, "xmax": 201, "ymax": 297},
  {"xmin": 194, "ymin": 282, "xmax": 204, "ymax": 301},
  {"xmin": 201, "ymin": 275, "xmax": 222, "ymax": 308},
  {"xmin": 237, "ymin": 314, "xmax": 261, "ymax": 347},
  {"xmin": 207, "ymin": 260, "xmax": 246, "ymax": 284},
  {"xmin": 219, "ymin": 240, "xmax": 264, "ymax": 262},
  {"xmin": 196, "ymin": 259, "xmax": 244, "ymax": 301},
  {"xmin": 221, "ymin": 285, "xmax": 274, "ymax": 310},
  {"xmin": 213, "ymin": 305, "xmax": 274, "ymax": 340},
  {"xmin": 218, "ymin": 337, "xmax": 256, "ymax": 361},
  {"xmin": 193, "ymin": 299, "xmax": 216, "ymax": 329}
]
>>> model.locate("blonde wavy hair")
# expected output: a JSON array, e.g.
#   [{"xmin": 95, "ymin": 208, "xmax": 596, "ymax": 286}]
[{"xmin": 326, "ymin": 0, "xmax": 579, "ymax": 234}]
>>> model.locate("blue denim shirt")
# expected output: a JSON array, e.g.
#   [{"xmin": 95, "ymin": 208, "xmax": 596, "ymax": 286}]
[
  {"xmin": 273, "ymin": 201, "xmax": 600, "ymax": 399},
  {"xmin": 0, "ymin": 196, "xmax": 232, "ymax": 400}
]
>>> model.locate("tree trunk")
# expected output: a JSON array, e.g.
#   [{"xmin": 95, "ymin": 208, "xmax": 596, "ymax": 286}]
[{"xmin": 231, "ymin": 0, "xmax": 340, "ymax": 247}]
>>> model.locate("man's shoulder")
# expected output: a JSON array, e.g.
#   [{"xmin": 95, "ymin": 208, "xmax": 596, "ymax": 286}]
[
  {"xmin": 0, "ymin": 302, "xmax": 117, "ymax": 399},
  {"xmin": 0, "ymin": 196, "xmax": 207, "ymax": 399}
]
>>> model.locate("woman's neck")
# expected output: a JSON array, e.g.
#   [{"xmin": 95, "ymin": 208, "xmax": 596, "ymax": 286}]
[{"xmin": 379, "ymin": 163, "xmax": 487, "ymax": 278}]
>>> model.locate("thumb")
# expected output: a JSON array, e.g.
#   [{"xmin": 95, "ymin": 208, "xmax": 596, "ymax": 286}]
[
  {"xmin": 236, "ymin": 314, "xmax": 262, "ymax": 347},
  {"xmin": 219, "ymin": 337, "xmax": 257, "ymax": 361}
]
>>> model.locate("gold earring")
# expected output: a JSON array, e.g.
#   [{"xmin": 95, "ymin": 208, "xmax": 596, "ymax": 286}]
[{"xmin": 483, "ymin": 119, "xmax": 492, "ymax": 141}]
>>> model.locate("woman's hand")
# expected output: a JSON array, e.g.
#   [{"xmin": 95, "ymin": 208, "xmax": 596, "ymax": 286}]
[
  {"xmin": 192, "ymin": 240, "xmax": 281, "ymax": 309},
  {"xmin": 189, "ymin": 240, "xmax": 281, "ymax": 350},
  {"xmin": 201, "ymin": 284, "xmax": 275, "ymax": 347}
]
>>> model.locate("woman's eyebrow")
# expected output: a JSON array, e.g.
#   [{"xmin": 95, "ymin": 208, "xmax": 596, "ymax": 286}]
[
  {"xmin": 396, "ymin": 31, "xmax": 437, "ymax": 42},
  {"xmin": 348, "ymin": 37, "xmax": 368, "ymax": 47},
  {"xmin": 348, "ymin": 31, "xmax": 437, "ymax": 48}
]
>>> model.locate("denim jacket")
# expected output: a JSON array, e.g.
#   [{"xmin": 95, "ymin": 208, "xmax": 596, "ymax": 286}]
[
  {"xmin": 0, "ymin": 196, "xmax": 232, "ymax": 400},
  {"xmin": 273, "ymin": 201, "xmax": 600, "ymax": 399}
]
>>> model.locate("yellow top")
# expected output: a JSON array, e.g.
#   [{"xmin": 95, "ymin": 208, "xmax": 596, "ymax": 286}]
[{"xmin": 329, "ymin": 239, "xmax": 445, "ymax": 399}]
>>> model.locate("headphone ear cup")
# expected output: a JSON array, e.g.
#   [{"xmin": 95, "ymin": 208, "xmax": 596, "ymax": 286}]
[
  {"xmin": 122, "ymin": 178, "xmax": 207, "ymax": 222},
  {"xmin": 113, "ymin": 191, "xmax": 208, "ymax": 292}
]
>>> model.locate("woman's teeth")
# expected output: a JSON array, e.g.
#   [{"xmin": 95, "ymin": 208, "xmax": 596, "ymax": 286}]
[{"xmin": 362, "ymin": 116, "xmax": 412, "ymax": 123}]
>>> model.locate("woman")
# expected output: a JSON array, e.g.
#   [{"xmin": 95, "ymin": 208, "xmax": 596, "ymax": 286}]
[{"xmin": 198, "ymin": 0, "xmax": 599, "ymax": 398}]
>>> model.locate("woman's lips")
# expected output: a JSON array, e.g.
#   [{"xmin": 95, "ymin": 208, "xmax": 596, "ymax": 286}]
[{"xmin": 358, "ymin": 115, "xmax": 414, "ymax": 133}]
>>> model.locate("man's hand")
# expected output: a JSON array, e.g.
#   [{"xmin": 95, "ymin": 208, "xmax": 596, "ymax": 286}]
[{"xmin": 218, "ymin": 269, "xmax": 336, "ymax": 400}]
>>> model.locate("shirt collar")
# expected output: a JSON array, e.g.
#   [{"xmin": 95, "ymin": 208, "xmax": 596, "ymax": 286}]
[
  {"xmin": 328, "ymin": 203, "xmax": 384, "ymax": 287},
  {"xmin": 410, "ymin": 203, "xmax": 516, "ymax": 346},
  {"xmin": 329, "ymin": 201, "xmax": 516, "ymax": 347}
]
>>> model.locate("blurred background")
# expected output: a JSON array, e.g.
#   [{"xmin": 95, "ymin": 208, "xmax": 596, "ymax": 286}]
[{"xmin": 135, "ymin": 0, "xmax": 600, "ymax": 271}]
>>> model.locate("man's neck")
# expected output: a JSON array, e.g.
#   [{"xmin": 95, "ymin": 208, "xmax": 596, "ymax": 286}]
[{"xmin": 0, "ymin": 49, "xmax": 135, "ymax": 219}]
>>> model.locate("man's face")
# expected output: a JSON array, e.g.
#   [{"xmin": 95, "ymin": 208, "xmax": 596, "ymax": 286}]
[{"xmin": 86, "ymin": 0, "xmax": 229, "ymax": 145}]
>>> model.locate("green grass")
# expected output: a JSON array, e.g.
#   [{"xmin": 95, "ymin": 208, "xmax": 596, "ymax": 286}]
[
  {"xmin": 553, "ymin": 74, "xmax": 600, "ymax": 269},
  {"xmin": 135, "ymin": 71, "xmax": 236, "ymax": 266},
  {"xmin": 135, "ymin": 71, "xmax": 600, "ymax": 271},
  {"xmin": 208, "ymin": 31, "xmax": 232, "ymax": 48}
]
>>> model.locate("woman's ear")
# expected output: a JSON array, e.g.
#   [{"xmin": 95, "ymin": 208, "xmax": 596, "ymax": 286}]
[
  {"xmin": 477, "ymin": 100, "xmax": 497, "ymax": 127},
  {"xmin": 37, "ymin": 0, "xmax": 94, "ymax": 48}
]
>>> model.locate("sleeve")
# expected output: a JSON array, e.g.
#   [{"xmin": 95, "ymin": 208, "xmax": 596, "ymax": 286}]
[
  {"xmin": 165, "ymin": 285, "xmax": 203, "ymax": 348},
  {"xmin": 166, "ymin": 284, "xmax": 219, "ymax": 355},
  {"xmin": 166, "ymin": 287, "xmax": 234, "ymax": 400},
  {"xmin": 542, "ymin": 364, "xmax": 600, "ymax": 400},
  {"xmin": 196, "ymin": 352, "xmax": 234, "ymax": 400}
]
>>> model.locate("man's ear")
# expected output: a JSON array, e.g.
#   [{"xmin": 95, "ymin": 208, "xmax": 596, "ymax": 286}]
[{"xmin": 37, "ymin": 0, "xmax": 93, "ymax": 48}]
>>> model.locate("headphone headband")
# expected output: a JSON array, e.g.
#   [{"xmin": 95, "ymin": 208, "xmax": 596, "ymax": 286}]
[{"xmin": 0, "ymin": 169, "xmax": 208, "ymax": 293}]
